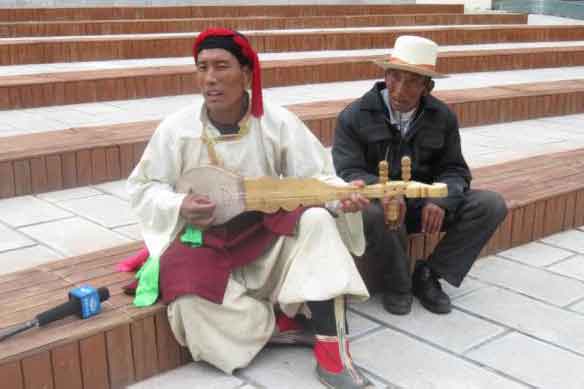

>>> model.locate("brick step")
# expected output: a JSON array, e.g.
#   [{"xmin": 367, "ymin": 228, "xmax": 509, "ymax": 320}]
[
  {"xmin": 1, "ymin": 146, "xmax": 583, "ymax": 388},
  {"xmin": 0, "ymin": 13, "xmax": 527, "ymax": 37},
  {"xmin": 1, "ymin": 79, "xmax": 583, "ymax": 198},
  {"xmin": 0, "ymin": 4, "xmax": 465, "ymax": 22},
  {"xmin": 2, "ymin": 24, "xmax": 584, "ymax": 65},
  {"xmin": 0, "ymin": 45, "xmax": 582, "ymax": 110}
]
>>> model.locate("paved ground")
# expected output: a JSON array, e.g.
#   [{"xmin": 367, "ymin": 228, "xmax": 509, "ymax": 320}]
[
  {"xmin": 1, "ymin": 12, "xmax": 584, "ymax": 389},
  {"xmin": 127, "ymin": 231, "xmax": 584, "ymax": 389}
]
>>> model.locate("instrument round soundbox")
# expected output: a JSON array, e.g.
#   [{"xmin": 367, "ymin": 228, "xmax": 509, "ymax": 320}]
[{"xmin": 176, "ymin": 165, "xmax": 247, "ymax": 225}]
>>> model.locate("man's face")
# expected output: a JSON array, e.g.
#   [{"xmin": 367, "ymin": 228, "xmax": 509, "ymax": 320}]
[
  {"xmin": 196, "ymin": 48, "xmax": 251, "ymax": 122},
  {"xmin": 385, "ymin": 69, "xmax": 430, "ymax": 113}
]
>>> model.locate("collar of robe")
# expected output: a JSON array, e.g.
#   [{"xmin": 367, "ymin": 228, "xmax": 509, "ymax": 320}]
[{"xmin": 200, "ymin": 100, "xmax": 253, "ymax": 166}]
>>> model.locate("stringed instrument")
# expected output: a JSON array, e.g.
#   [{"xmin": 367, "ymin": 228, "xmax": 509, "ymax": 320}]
[{"xmin": 176, "ymin": 156, "xmax": 447, "ymax": 226}]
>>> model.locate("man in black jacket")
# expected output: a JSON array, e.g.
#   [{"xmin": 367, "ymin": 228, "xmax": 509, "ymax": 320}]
[{"xmin": 332, "ymin": 36, "xmax": 507, "ymax": 315}]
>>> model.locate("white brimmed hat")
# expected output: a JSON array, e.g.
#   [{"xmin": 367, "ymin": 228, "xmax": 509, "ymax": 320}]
[{"xmin": 374, "ymin": 35, "xmax": 447, "ymax": 79}]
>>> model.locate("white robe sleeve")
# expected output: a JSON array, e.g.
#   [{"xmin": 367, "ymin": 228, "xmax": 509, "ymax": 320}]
[
  {"xmin": 127, "ymin": 119, "xmax": 187, "ymax": 259},
  {"xmin": 277, "ymin": 108, "xmax": 366, "ymax": 256}
]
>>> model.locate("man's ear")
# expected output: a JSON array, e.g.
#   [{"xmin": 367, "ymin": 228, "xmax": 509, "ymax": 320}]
[
  {"xmin": 242, "ymin": 65, "xmax": 252, "ymax": 88},
  {"xmin": 424, "ymin": 78, "xmax": 435, "ymax": 95}
]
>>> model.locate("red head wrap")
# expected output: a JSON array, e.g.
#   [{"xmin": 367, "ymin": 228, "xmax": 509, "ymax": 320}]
[{"xmin": 193, "ymin": 28, "xmax": 263, "ymax": 117}]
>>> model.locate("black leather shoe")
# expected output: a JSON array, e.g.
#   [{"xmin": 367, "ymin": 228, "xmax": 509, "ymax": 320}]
[
  {"xmin": 382, "ymin": 291, "xmax": 413, "ymax": 315},
  {"xmin": 412, "ymin": 261, "xmax": 451, "ymax": 314}
]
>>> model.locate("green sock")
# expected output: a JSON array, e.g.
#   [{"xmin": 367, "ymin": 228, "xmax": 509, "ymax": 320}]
[
  {"xmin": 133, "ymin": 256, "xmax": 160, "ymax": 307},
  {"xmin": 133, "ymin": 226, "xmax": 203, "ymax": 307}
]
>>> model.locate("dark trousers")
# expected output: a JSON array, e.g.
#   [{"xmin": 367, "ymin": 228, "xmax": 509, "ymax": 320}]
[{"xmin": 362, "ymin": 189, "xmax": 508, "ymax": 293}]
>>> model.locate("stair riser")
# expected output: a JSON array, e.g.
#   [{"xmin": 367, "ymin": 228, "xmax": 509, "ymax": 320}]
[
  {"xmin": 1, "ymin": 26, "xmax": 582, "ymax": 65},
  {"xmin": 0, "ymin": 14, "xmax": 527, "ymax": 37},
  {"xmin": 0, "ymin": 4, "xmax": 464, "ymax": 22},
  {"xmin": 1, "ymin": 88, "xmax": 583, "ymax": 198},
  {"xmin": 2, "ymin": 47, "xmax": 583, "ymax": 110}
]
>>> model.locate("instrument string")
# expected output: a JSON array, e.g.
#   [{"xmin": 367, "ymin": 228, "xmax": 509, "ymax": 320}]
[{"xmin": 203, "ymin": 184, "xmax": 423, "ymax": 203}]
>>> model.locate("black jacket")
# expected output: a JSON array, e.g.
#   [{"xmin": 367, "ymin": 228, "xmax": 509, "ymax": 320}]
[{"xmin": 332, "ymin": 82, "xmax": 472, "ymax": 215}]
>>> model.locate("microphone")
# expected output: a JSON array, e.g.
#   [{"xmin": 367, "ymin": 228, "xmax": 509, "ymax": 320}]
[
  {"xmin": 0, "ymin": 285, "xmax": 110, "ymax": 342},
  {"xmin": 38, "ymin": 286, "xmax": 110, "ymax": 325}
]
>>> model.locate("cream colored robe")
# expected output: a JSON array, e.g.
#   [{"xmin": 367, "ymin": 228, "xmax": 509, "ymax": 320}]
[{"xmin": 127, "ymin": 101, "xmax": 369, "ymax": 373}]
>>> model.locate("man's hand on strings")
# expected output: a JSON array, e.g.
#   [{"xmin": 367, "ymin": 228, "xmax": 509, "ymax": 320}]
[
  {"xmin": 180, "ymin": 194, "xmax": 216, "ymax": 228},
  {"xmin": 339, "ymin": 180, "xmax": 370, "ymax": 213}
]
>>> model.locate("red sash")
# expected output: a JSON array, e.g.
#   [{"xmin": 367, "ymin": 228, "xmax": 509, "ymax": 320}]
[{"xmin": 159, "ymin": 209, "xmax": 305, "ymax": 304}]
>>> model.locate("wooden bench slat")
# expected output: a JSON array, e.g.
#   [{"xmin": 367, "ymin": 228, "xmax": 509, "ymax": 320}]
[
  {"xmin": 3, "ymin": 25, "xmax": 584, "ymax": 65},
  {"xmin": 80, "ymin": 333, "xmax": 111, "ymax": 389},
  {"xmin": 0, "ymin": 14, "xmax": 526, "ymax": 38},
  {"xmin": 3, "ymin": 79, "xmax": 584, "ymax": 199},
  {"xmin": 1, "ymin": 79, "xmax": 581, "ymax": 162},
  {"xmin": 574, "ymin": 190, "xmax": 584, "ymax": 227},
  {"xmin": 0, "ymin": 4, "xmax": 465, "ymax": 22},
  {"xmin": 22, "ymin": 351, "xmax": 54, "ymax": 389},
  {"xmin": 0, "ymin": 307, "xmax": 130, "ymax": 362},
  {"xmin": 106, "ymin": 324, "xmax": 136, "ymax": 388},
  {"xmin": 40, "ymin": 242, "xmax": 142, "ymax": 271},
  {"xmin": 0, "ymin": 267, "xmax": 55, "ymax": 285},
  {"xmin": 563, "ymin": 192, "xmax": 577, "ymax": 230},
  {"xmin": 53, "ymin": 256, "xmax": 126, "ymax": 279},
  {"xmin": 13, "ymin": 160, "xmax": 31, "ymax": 196},
  {"xmin": 0, "ymin": 270, "xmax": 64, "ymax": 296},
  {"xmin": 65, "ymin": 270, "xmax": 133, "ymax": 290},
  {"xmin": 0, "ymin": 161, "xmax": 15, "ymax": 198},
  {"xmin": 154, "ymin": 311, "xmax": 182, "ymax": 373},
  {"xmin": 3, "ymin": 44, "xmax": 584, "ymax": 110},
  {"xmin": 0, "ymin": 361, "xmax": 23, "ymax": 389},
  {"xmin": 131, "ymin": 316, "xmax": 160, "ymax": 382},
  {"xmin": 0, "ymin": 282, "xmax": 73, "ymax": 316},
  {"xmin": 51, "ymin": 342, "xmax": 83, "ymax": 389}
]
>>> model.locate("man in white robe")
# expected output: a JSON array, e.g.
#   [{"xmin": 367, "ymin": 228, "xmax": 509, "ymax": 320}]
[{"xmin": 127, "ymin": 28, "xmax": 373, "ymax": 388}]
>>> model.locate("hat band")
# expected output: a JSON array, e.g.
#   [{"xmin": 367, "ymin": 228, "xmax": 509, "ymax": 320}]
[{"xmin": 388, "ymin": 56, "xmax": 437, "ymax": 72}]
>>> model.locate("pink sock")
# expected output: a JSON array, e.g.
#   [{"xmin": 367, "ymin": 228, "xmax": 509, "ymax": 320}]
[{"xmin": 116, "ymin": 247, "xmax": 149, "ymax": 272}]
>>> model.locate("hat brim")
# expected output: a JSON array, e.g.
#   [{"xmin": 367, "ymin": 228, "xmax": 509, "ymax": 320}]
[{"xmin": 374, "ymin": 59, "xmax": 448, "ymax": 79}]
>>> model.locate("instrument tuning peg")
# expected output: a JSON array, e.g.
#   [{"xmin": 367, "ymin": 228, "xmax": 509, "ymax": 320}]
[
  {"xmin": 379, "ymin": 160, "xmax": 389, "ymax": 184},
  {"xmin": 401, "ymin": 156, "xmax": 411, "ymax": 182}
]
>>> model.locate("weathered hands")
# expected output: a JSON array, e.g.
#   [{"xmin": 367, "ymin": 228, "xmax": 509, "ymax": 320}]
[
  {"xmin": 339, "ymin": 180, "xmax": 370, "ymax": 213},
  {"xmin": 179, "ymin": 194, "xmax": 216, "ymax": 228},
  {"xmin": 421, "ymin": 202, "xmax": 445, "ymax": 233}
]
